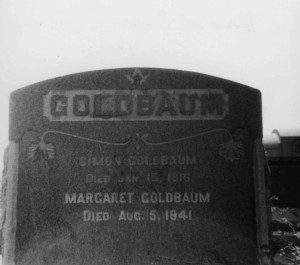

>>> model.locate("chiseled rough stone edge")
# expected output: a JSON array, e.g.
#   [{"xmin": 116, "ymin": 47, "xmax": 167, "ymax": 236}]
[
  {"xmin": 0, "ymin": 145, "xmax": 9, "ymax": 250},
  {"xmin": 2, "ymin": 142, "xmax": 19, "ymax": 265},
  {"xmin": 253, "ymin": 138, "xmax": 271, "ymax": 265}
]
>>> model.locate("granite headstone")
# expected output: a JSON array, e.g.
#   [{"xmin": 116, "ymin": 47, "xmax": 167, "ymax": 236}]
[{"xmin": 3, "ymin": 68, "xmax": 270, "ymax": 265}]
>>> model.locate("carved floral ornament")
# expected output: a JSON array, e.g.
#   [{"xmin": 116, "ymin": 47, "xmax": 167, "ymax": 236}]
[
  {"xmin": 28, "ymin": 141, "xmax": 55, "ymax": 161},
  {"xmin": 27, "ymin": 129, "xmax": 244, "ymax": 163}
]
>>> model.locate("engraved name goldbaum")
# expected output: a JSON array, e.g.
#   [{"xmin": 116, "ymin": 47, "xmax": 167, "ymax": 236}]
[{"xmin": 44, "ymin": 89, "xmax": 229, "ymax": 121}]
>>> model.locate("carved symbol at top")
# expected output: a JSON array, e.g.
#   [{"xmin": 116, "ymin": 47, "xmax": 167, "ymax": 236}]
[{"xmin": 124, "ymin": 69, "xmax": 149, "ymax": 85}]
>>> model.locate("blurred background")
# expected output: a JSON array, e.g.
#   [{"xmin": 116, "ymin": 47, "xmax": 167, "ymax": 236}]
[{"xmin": 0, "ymin": 0, "xmax": 299, "ymax": 173}]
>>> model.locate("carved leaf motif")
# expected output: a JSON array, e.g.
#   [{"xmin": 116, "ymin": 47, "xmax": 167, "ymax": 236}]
[
  {"xmin": 219, "ymin": 139, "xmax": 244, "ymax": 162},
  {"xmin": 28, "ymin": 141, "xmax": 55, "ymax": 161}
]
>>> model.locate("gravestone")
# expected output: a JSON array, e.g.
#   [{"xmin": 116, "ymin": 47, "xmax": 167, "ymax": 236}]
[{"xmin": 3, "ymin": 68, "xmax": 270, "ymax": 264}]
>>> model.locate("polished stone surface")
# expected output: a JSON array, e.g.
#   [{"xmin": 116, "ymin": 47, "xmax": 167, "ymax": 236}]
[{"xmin": 9, "ymin": 68, "xmax": 263, "ymax": 265}]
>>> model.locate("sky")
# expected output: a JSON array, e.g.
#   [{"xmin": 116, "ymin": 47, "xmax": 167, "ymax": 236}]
[{"xmin": 0, "ymin": 0, "xmax": 299, "ymax": 172}]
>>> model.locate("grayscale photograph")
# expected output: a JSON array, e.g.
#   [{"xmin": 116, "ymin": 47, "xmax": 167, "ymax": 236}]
[{"xmin": 0, "ymin": 1, "xmax": 299, "ymax": 264}]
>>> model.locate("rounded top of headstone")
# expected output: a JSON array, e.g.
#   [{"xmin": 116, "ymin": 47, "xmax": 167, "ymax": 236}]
[
  {"xmin": 9, "ymin": 68, "xmax": 262, "ymax": 141},
  {"xmin": 11, "ymin": 67, "xmax": 258, "ymax": 94}
]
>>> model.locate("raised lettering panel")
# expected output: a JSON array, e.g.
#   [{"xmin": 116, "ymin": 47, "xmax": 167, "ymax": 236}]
[
  {"xmin": 43, "ymin": 89, "xmax": 229, "ymax": 121},
  {"xmin": 8, "ymin": 68, "xmax": 264, "ymax": 265}
]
